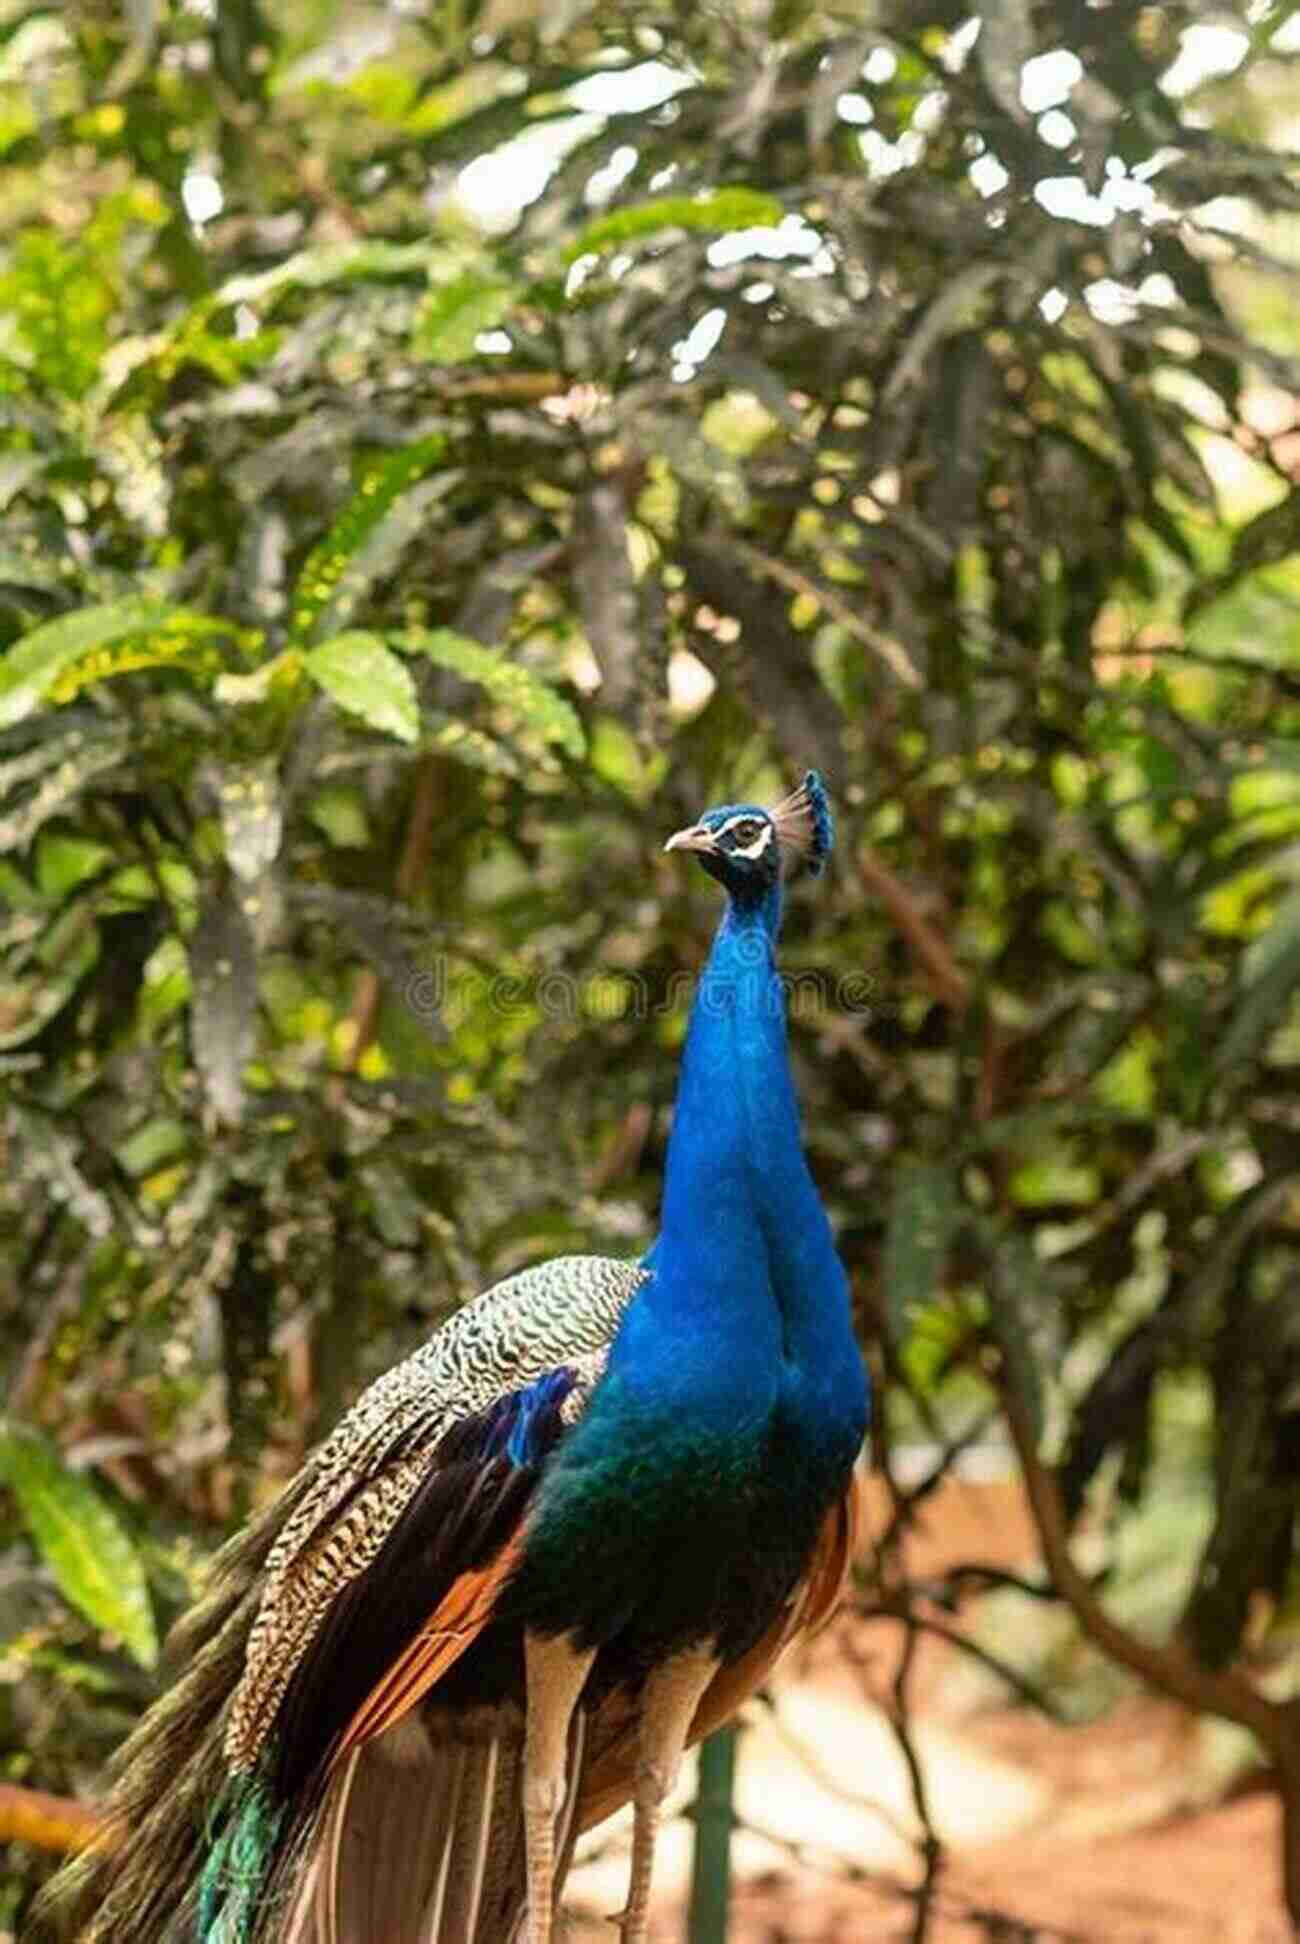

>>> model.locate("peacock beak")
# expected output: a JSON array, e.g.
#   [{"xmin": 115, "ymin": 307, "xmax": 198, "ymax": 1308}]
[{"xmin": 664, "ymin": 824, "xmax": 717, "ymax": 855}]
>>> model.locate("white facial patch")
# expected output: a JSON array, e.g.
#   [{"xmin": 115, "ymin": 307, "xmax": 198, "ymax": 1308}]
[{"xmin": 717, "ymin": 816, "xmax": 774, "ymax": 861}]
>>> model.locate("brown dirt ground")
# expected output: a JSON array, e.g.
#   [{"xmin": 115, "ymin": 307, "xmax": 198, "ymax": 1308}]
[{"xmin": 709, "ymin": 1790, "xmax": 1285, "ymax": 1942}]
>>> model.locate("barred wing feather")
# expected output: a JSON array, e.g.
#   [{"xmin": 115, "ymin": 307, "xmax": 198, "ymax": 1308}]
[
  {"xmin": 227, "ymin": 1254, "xmax": 645, "ymax": 1775},
  {"xmin": 45, "ymin": 1255, "xmax": 643, "ymax": 1944}
]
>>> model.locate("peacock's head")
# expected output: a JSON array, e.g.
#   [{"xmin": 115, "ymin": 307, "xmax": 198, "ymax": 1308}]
[{"xmin": 664, "ymin": 770, "xmax": 833, "ymax": 902}]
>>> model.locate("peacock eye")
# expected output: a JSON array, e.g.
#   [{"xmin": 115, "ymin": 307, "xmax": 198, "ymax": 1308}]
[{"xmin": 730, "ymin": 820, "xmax": 762, "ymax": 845}]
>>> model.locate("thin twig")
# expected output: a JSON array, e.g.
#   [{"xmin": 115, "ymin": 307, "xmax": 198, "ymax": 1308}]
[
  {"xmin": 856, "ymin": 847, "xmax": 969, "ymax": 1009},
  {"xmin": 730, "ymin": 538, "xmax": 924, "ymax": 689},
  {"xmin": 901, "ymin": 1610, "xmax": 1066, "ymax": 1722},
  {"xmin": 761, "ymin": 1692, "xmax": 919, "ymax": 1845},
  {"xmin": 875, "ymin": 1407, "xmax": 995, "ymax": 1560},
  {"xmin": 892, "ymin": 1620, "xmax": 942, "ymax": 1944},
  {"xmin": 923, "ymin": 1562, "xmax": 1062, "ymax": 1603},
  {"xmin": 733, "ymin": 1808, "xmax": 1092, "ymax": 1939}
]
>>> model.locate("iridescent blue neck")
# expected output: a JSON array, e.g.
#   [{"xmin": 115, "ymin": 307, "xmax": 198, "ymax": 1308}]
[
  {"xmin": 658, "ymin": 889, "xmax": 794, "ymax": 1257},
  {"xmin": 625, "ymin": 884, "xmax": 860, "ymax": 1418}
]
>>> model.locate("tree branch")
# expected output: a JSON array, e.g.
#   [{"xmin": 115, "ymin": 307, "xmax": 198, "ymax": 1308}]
[
  {"xmin": 341, "ymin": 756, "xmax": 444, "ymax": 1070},
  {"xmin": 999, "ymin": 1374, "xmax": 1293, "ymax": 1758},
  {"xmin": 0, "ymin": 1783, "xmax": 100, "ymax": 1855},
  {"xmin": 856, "ymin": 847, "xmax": 969, "ymax": 1011}
]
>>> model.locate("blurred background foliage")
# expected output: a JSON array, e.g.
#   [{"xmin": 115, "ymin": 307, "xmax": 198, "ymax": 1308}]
[{"xmin": 2, "ymin": 0, "xmax": 1300, "ymax": 1932}]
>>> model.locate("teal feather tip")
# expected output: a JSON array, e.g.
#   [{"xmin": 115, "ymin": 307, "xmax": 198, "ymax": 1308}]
[{"xmin": 198, "ymin": 1775, "xmax": 283, "ymax": 1941}]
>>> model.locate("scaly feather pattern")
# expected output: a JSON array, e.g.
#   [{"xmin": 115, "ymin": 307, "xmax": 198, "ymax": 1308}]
[{"xmin": 227, "ymin": 1254, "xmax": 644, "ymax": 1773}]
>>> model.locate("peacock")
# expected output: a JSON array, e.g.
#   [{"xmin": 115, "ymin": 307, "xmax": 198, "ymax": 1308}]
[{"xmin": 41, "ymin": 770, "xmax": 869, "ymax": 1944}]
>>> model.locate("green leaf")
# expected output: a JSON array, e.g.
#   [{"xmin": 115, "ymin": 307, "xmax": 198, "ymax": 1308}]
[
  {"xmin": 424, "ymin": 712, "xmax": 521, "ymax": 775},
  {"xmin": 0, "ymin": 230, "xmax": 115, "ymax": 399},
  {"xmin": 1216, "ymin": 893, "xmax": 1300, "ymax": 1074},
  {"xmin": 0, "ymin": 1420, "xmax": 157, "ymax": 1666},
  {"xmin": 189, "ymin": 887, "xmax": 257, "ymax": 1126},
  {"xmin": 305, "ymin": 631, "xmax": 419, "ymax": 744},
  {"xmin": 212, "ymin": 758, "xmax": 284, "ymax": 883},
  {"xmin": 5, "ymin": 1104, "xmax": 112, "ymax": 1230},
  {"xmin": 0, "ymin": 906, "xmax": 100, "ymax": 1048},
  {"xmin": 413, "ymin": 271, "xmax": 518, "ymax": 362},
  {"xmin": 307, "ymin": 783, "xmax": 370, "ymax": 849},
  {"xmin": 884, "ymin": 1159, "xmax": 962, "ymax": 1337},
  {"xmin": 568, "ymin": 187, "xmax": 783, "ymax": 261},
  {"xmin": 1009, "ymin": 1144, "xmax": 1101, "ymax": 1208},
  {"xmin": 1227, "ymin": 486, "xmax": 1300, "ymax": 581},
  {"xmin": 289, "ymin": 885, "xmax": 443, "ymax": 1031},
  {"xmin": 0, "ymin": 725, "xmax": 130, "ymax": 855},
  {"xmin": 0, "ymin": 548, "xmax": 69, "ymax": 597},
  {"xmin": 633, "ymin": 415, "xmax": 751, "ymax": 522},
  {"xmin": 0, "ymin": 601, "xmax": 228, "ymax": 728},
  {"xmin": 1186, "ymin": 487, "xmax": 1300, "ymax": 620},
  {"xmin": 289, "ymin": 438, "xmax": 447, "ymax": 644},
  {"xmin": 216, "ymin": 239, "xmax": 436, "ymax": 309},
  {"xmin": 0, "ymin": 452, "xmax": 48, "ymax": 511},
  {"xmin": 362, "ymin": 1158, "xmax": 426, "ymax": 1247},
  {"xmin": 1251, "ymin": 742, "xmax": 1300, "ymax": 780},
  {"xmin": 988, "ymin": 1231, "xmax": 1053, "ymax": 1441},
  {"xmin": 402, "ymin": 628, "xmax": 584, "ymax": 758},
  {"xmin": 138, "ymin": 934, "xmax": 191, "ymax": 1029},
  {"xmin": 35, "ymin": 833, "xmax": 114, "ymax": 898},
  {"xmin": 115, "ymin": 1115, "xmax": 189, "ymax": 1178}
]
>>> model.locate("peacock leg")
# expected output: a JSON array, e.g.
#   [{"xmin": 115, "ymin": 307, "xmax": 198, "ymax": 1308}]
[
  {"xmin": 522, "ymin": 1630, "xmax": 596, "ymax": 1944},
  {"xmin": 617, "ymin": 1645, "xmax": 718, "ymax": 1944}
]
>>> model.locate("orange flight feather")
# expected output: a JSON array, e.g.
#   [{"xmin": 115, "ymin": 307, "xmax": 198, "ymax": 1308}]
[{"xmin": 335, "ymin": 1530, "xmax": 525, "ymax": 1760}]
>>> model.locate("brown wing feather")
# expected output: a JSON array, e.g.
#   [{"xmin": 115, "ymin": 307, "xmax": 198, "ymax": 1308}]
[
  {"xmin": 336, "ymin": 1529, "xmax": 525, "ymax": 1758},
  {"xmin": 576, "ymin": 1470, "xmax": 864, "ymax": 1833}
]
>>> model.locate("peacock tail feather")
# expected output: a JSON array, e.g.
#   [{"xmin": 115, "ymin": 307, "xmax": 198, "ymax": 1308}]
[
  {"xmin": 196, "ymin": 1777, "xmax": 283, "ymax": 1943},
  {"xmin": 32, "ymin": 1474, "xmax": 312, "ymax": 1942}
]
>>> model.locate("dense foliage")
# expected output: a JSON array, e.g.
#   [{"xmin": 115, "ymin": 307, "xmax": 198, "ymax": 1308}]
[{"xmin": 2, "ymin": 0, "xmax": 1300, "ymax": 1930}]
